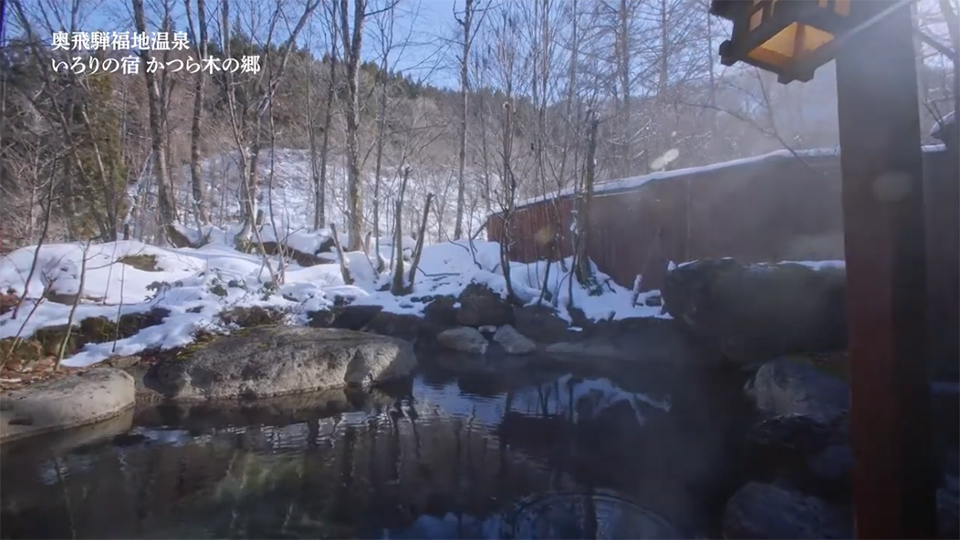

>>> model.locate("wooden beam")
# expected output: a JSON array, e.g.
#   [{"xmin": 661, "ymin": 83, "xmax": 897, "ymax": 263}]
[{"xmin": 834, "ymin": 0, "xmax": 939, "ymax": 537}]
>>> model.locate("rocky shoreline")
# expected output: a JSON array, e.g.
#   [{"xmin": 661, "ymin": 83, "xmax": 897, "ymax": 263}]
[{"xmin": 2, "ymin": 258, "xmax": 957, "ymax": 538}]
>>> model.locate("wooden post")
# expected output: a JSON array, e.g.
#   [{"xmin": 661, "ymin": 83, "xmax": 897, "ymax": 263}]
[{"xmin": 834, "ymin": 1, "xmax": 938, "ymax": 537}]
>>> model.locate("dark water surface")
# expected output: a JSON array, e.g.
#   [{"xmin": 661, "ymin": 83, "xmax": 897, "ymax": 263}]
[{"xmin": 0, "ymin": 357, "xmax": 751, "ymax": 539}]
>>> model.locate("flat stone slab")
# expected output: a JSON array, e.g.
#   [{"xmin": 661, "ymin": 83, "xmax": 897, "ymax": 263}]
[
  {"xmin": 2, "ymin": 408, "xmax": 134, "ymax": 463},
  {"xmin": 0, "ymin": 368, "xmax": 135, "ymax": 444},
  {"xmin": 151, "ymin": 326, "xmax": 418, "ymax": 401}
]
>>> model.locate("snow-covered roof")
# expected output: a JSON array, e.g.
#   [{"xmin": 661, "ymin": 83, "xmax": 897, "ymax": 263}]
[
  {"xmin": 514, "ymin": 144, "xmax": 948, "ymax": 210},
  {"xmin": 514, "ymin": 148, "xmax": 840, "ymax": 209}
]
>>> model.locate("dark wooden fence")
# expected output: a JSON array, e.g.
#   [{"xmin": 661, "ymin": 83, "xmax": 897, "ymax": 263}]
[{"xmin": 488, "ymin": 149, "xmax": 956, "ymax": 294}]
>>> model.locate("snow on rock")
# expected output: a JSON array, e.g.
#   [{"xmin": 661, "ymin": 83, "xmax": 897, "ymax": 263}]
[
  {"xmin": 255, "ymin": 227, "xmax": 339, "ymax": 257},
  {"xmin": 493, "ymin": 325, "xmax": 536, "ymax": 355},
  {"xmin": 1, "ymin": 237, "xmax": 664, "ymax": 367},
  {"xmin": 378, "ymin": 234, "xmax": 416, "ymax": 251}
]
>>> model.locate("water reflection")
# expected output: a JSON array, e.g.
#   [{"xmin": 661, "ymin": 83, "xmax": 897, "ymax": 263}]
[{"xmin": 0, "ymin": 362, "xmax": 750, "ymax": 539}]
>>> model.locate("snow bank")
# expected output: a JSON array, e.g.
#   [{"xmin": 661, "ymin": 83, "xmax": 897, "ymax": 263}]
[{"xmin": 1, "ymin": 237, "xmax": 664, "ymax": 368}]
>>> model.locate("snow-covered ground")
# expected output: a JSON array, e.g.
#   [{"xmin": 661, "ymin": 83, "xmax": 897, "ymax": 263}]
[
  {"xmin": 0, "ymin": 235, "xmax": 665, "ymax": 368},
  {"xmin": 2, "ymin": 145, "xmax": 863, "ymax": 370}
]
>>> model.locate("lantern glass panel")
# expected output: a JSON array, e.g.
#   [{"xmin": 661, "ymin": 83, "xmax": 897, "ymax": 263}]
[{"xmin": 746, "ymin": 22, "xmax": 835, "ymax": 68}]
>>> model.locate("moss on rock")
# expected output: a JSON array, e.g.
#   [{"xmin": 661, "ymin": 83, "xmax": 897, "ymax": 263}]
[
  {"xmin": 117, "ymin": 254, "xmax": 160, "ymax": 271},
  {"xmin": 0, "ymin": 338, "xmax": 45, "ymax": 365},
  {"xmin": 218, "ymin": 306, "xmax": 288, "ymax": 328}
]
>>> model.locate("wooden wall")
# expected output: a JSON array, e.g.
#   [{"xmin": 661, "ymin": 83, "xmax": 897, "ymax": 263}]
[{"xmin": 488, "ymin": 150, "xmax": 955, "ymax": 294}]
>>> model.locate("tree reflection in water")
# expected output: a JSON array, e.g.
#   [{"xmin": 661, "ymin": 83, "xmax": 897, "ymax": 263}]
[{"xmin": 1, "ymin": 362, "xmax": 751, "ymax": 539}]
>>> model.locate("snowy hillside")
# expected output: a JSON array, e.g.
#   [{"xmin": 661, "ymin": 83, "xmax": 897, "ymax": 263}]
[{"xmin": 155, "ymin": 148, "xmax": 492, "ymax": 247}]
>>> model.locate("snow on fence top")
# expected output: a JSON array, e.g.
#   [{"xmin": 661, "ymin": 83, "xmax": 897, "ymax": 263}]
[{"xmin": 513, "ymin": 144, "xmax": 948, "ymax": 210}]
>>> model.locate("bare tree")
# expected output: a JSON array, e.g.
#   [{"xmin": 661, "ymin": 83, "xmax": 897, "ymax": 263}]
[
  {"xmin": 371, "ymin": 4, "xmax": 399, "ymax": 269},
  {"xmin": 452, "ymin": 0, "xmax": 486, "ymax": 239},
  {"xmin": 498, "ymin": 101, "xmax": 517, "ymax": 301},
  {"xmin": 391, "ymin": 166, "xmax": 412, "ymax": 295},
  {"xmin": 220, "ymin": 0, "xmax": 320, "ymax": 250},
  {"xmin": 611, "ymin": 0, "xmax": 635, "ymax": 178},
  {"xmin": 131, "ymin": 0, "xmax": 179, "ymax": 241},
  {"xmin": 339, "ymin": 0, "xmax": 368, "ymax": 251},
  {"xmin": 311, "ymin": 2, "xmax": 338, "ymax": 228},
  {"xmin": 184, "ymin": 0, "xmax": 210, "ymax": 226},
  {"xmin": 310, "ymin": 0, "xmax": 339, "ymax": 231},
  {"xmin": 573, "ymin": 111, "xmax": 598, "ymax": 289}
]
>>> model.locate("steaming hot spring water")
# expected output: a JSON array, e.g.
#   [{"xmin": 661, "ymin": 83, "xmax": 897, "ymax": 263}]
[{"xmin": 0, "ymin": 352, "xmax": 752, "ymax": 539}]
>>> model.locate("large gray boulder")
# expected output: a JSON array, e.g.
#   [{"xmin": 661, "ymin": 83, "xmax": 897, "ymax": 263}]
[
  {"xmin": 512, "ymin": 304, "xmax": 571, "ymax": 343},
  {"xmin": 0, "ymin": 368, "xmax": 135, "ymax": 443},
  {"xmin": 742, "ymin": 359, "xmax": 853, "ymax": 500},
  {"xmin": 151, "ymin": 326, "xmax": 417, "ymax": 400},
  {"xmin": 662, "ymin": 259, "xmax": 847, "ymax": 365},
  {"xmin": 437, "ymin": 326, "xmax": 489, "ymax": 354},
  {"xmin": 745, "ymin": 357, "xmax": 850, "ymax": 423},
  {"xmin": 456, "ymin": 283, "xmax": 513, "ymax": 327},
  {"xmin": 722, "ymin": 482, "xmax": 852, "ymax": 539},
  {"xmin": 744, "ymin": 414, "xmax": 852, "ymax": 501},
  {"xmin": 493, "ymin": 325, "xmax": 536, "ymax": 355},
  {"xmin": 362, "ymin": 311, "xmax": 435, "ymax": 345}
]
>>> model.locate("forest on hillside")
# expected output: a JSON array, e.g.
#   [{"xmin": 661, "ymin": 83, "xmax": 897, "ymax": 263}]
[{"xmin": 1, "ymin": 0, "xmax": 956, "ymax": 254}]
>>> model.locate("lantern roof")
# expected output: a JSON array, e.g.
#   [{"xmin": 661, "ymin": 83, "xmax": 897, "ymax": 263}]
[{"xmin": 709, "ymin": 0, "xmax": 748, "ymax": 20}]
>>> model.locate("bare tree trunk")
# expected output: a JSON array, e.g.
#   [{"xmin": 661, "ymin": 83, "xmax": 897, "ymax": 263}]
[
  {"xmin": 575, "ymin": 112, "xmax": 598, "ymax": 287},
  {"xmin": 330, "ymin": 223, "xmax": 354, "ymax": 285},
  {"xmin": 340, "ymin": 0, "xmax": 367, "ymax": 251},
  {"xmin": 408, "ymin": 193, "xmax": 433, "ymax": 283},
  {"xmin": 390, "ymin": 167, "xmax": 411, "ymax": 295},
  {"xmin": 373, "ymin": 45, "xmax": 389, "ymax": 269},
  {"xmin": 477, "ymin": 61, "xmax": 492, "ymax": 215},
  {"xmin": 616, "ymin": 0, "xmax": 632, "ymax": 178},
  {"xmin": 706, "ymin": 1, "xmax": 715, "ymax": 106},
  {"xmin": 308, "ymin": 71, "xmax": 321, "ymax": 229},
  {"xmin": 132, "ymin": 0, "xmax": 178, "ymax": 238},
  {"xmin": 56, "ymin": 241, "xmax": 91, "ymax": 369},
  {"xmin": 12, "ymin": 165, "xmax": 56, "ymax": 319},
  {"xmin": 499, "ymin": 101, "xmax": 516, "ymax": 301},
  {"xmin": 453, "ymin": 0, "xmax": 476, "ymax": 239},
  {"xmin": 317, "ymin": 1, "xmax": 338, "ymax": 229},
  {"xmin": 390, "ymin": 200, "xmax": 407, "ymax": 295},
  {"xmin": 186, "ymin": 0, "xmax": 209, "ymax": 226},
  {"xmin": 267, "ymin": 101, "xmax": 286, "ymax": 284}
]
